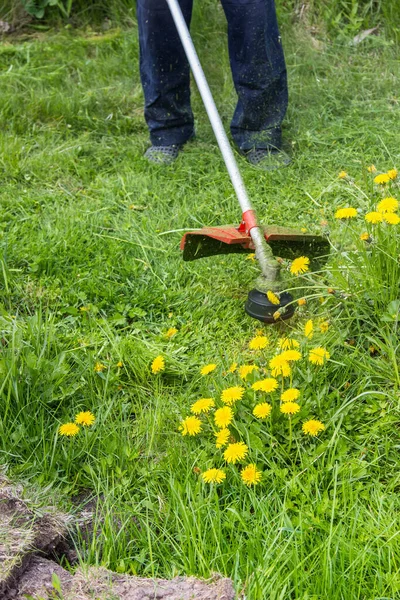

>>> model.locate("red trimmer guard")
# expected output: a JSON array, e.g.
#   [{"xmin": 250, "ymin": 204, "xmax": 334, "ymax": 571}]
[{"xmin": 181, "ymin": 225, "xmax": 330, "ymax": 267}]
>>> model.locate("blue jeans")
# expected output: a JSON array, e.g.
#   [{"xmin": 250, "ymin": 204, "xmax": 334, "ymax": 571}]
[{"xmin": 137, "ymin": 0, "xmax": 288, "ymax": 150}]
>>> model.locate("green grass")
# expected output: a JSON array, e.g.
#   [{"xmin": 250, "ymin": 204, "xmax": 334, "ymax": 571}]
[{"xmin": 1, "ymin": 9, "xmax": 400, "ymax": 599}]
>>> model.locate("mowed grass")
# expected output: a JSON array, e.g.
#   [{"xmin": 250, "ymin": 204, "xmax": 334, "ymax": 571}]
[{"xmin": 0, "ymin": 6, "xmax": 400, "ymax": 599}]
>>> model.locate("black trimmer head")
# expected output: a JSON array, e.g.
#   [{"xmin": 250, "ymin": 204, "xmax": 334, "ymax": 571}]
[{"xmin": 245, "ymin": 289, "xmax": 295, "ymax": 323}]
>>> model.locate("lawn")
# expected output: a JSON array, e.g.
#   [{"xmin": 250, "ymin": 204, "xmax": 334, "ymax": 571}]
[{"xmin": 0, "ymin": 5, "xmax": 399, "ymax": 598}]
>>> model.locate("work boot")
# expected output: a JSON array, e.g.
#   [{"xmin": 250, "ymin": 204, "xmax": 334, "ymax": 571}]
[
  {"xmin": 144, "ymin": 144, "xmax": 182, "ymax": 165},
  {"xmin": 242, "ymin": 148, "xmax": 291, "ymax": 171}
]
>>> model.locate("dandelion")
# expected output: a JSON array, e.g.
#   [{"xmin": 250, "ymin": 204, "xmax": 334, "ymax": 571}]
[
  {"xmin": 116, "ymin": 361, "xmax": 123, "ymax": 368},
  {"xmin": 249, "ymin": 336, "xmax": 269, "ymax": 351},
  {"xmin": 273, "ymin": 311, "xmax": 281, "ymax": 321},
  {"xmin": 238, "ymin": 365, "xmax": 259, "ymax": 379},
  {"xmin": 387, "ymin": 168, "xmax": 398, "ymax": 180},
  {"xmin": 165, "ymin": 327, "xmax": 178, "ymax": 338},
  {"xmin": 335, "ymin": 207, "xmax": 357, "ymax": 219},
  {"xmin": 246, "ymin": 253, "xmax": 256, "ymax": 261},
  {"xmin": 360, "ymin": 232, "xmax": 370, "ymax": 241},
  {"xmin": 215, "ymin": 428, "xmax": 230, "ymax": 448},
  {"xmin": 367, "ymin": 165, "xmax": 377, "ymax": 173},
  {"xmin": 241, "ymin": 464, "xmax": 262, "ymax": 486},
  {"xmin": 221, "ymin": 386, "xmax": 245, "ymax": 405},
  {"xmin": 319, "ymin": 321, "xmax": 329, "ymax": 333},
  {"xmin": 309, "ymin": 347, "xmax": 330, "ymax": 365},
  {"xmin": 253, "ymin": 403, "xmax": 272, "ymax": 419},
  {"xmin": 228, "ymin": 362, "xmax": 238, "ymax": 373},
  {"xmin": 266, "ymin": 290, "xmax": 280, "ymax": 305},
  {"xmin": 75, "ymin": 411, "xmax": 95, "ymax": 426},
  {"xmin": 280, "ymin": 402, "xmax": 300, "ymax": 415},
  {"xmin": 383, "ymin": 213, "xmax": 400, "ymax": 225},
  {"xmin": 377, "ymin": 197, "xmax": 398, "ymax": 214},
  {"xmin": 298, "ymin": 298, "xmax": 307, "ymax": 306},
  {"xmin": 302, "ymin": 419, "xmax": 325, "ymax": 437},
  {"xmin": 151, "ymin": 355, "xmax": 165, "ymax": 374},
  {"xmin": 202, "ymin": 468, "xmax": 226, "ymax": 484},
  {"xmin": 279, "ymin": 349, "xmax": 302, "ymax": 362},
  {"xmin": 304, "ymin": 319, "xmax": 313, "ymax": 339},
  {"xmin": 191, "ymin": 398, "xmax": 215, "ymax": 415},
  {"xmin": 338, "ymin": 171, "xmax": 347, "ymax": 179},
  {"xmin": 94, "ymin": 362, "xmax": 106, "ymax": 373},
  {"xmin": 281, "ymin": 388, "xmax": 300, "ymax": 403},
  {"xmin": 365, "ymin": 212, "xmax": 383, "ymax": 224},
  {"xmin": 59, "ymin": 423, "xmax": 80, "ymax": 437},
  {"xmin": 278, "ymin": 337, "xmax": 300, "ymax": 350},
  {"xmin": 374, "ymin": 173, "xmax": 390, "ymax": 185},
  {"xmin": 200, "ymin": 363, "xmax": 217, "ymax": 376},
  {"xmin": 290, "ymin": 256, "xmax": 310, "ymax": 276},
  {"xmin": 215, "ymin": 406, "xmax": 233, "ymax": 428},
  {"xmin": 224, "ymin": 442, "xmax": 248, "ymax": 464},
  {"xmin": 269, "ymin": 356, "xmax": 291, "ymax": 378},
  {"xmin": 252, "ymin": 378, "xmax": 278, "ymax": 393},
  {"xmin": 180, "ymin": 416, "xmax": 202, "ymax": 436}
]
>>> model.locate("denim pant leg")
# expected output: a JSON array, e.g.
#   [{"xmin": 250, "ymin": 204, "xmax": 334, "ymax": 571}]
[
  {"xmin": 137, "ymin": 0, "xmax": 195, "ymax": 146},
  {"xmin": 220, "ymin": 0, "xmax": 288, "ymax": 150}
]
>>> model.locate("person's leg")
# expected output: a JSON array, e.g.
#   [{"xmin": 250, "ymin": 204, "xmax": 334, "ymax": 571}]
[
  {"xmin": 137, "ymin": 0, "xmax": 194, "ymax": 148},
  {"xmin": 220, "ymin": 0, "xmax": 288, "ymax": 152}
]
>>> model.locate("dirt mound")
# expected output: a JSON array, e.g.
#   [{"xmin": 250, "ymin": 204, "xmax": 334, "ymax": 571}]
[{"xmin": 0, "ymin": 476, "xmax": 236, "ymax": 600}]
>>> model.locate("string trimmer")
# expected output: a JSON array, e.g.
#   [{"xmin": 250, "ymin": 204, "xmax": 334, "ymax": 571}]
[{"xmin": 166, "ymin": 0, "xmax": 329, "ymax": 323}]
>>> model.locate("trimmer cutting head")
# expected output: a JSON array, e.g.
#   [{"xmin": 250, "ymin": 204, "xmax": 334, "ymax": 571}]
[{"xmin": 181, "ymin": 224, "xmax": 330, "ymax": 269}]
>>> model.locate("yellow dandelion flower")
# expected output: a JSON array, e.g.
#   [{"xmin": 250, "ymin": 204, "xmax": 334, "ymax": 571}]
[
  {"xmin": 269, "ymin": 356, "xmax": 291, "ymax": 378},
  {"xmin": 298, "ymin": 298, "xmax": 307, "ymax": 306},
  {"xmin": 200, "ymin": 363, "xmax": 217, "ymax": 376},
  {"xmin": 387, "ymin": 168, "xmax": 398, "ymax": 180},
  {"xmin": 151, "ymin": 355, "xmax": 165, "ymax": 374},
  {"xmin": 75, "ymin": 411, "xmax": 95, "ymax": 426},
  {"xmin": 191, "ymin": 398, "xmax": 215, "ymax": 415},
  {"xmin": 374, "ymin": 173, "xmax": 390, "ymax": 185},
  {"xmin": 304, "ymin": 319, "xmax": 313, "ymax": 339},
  {"xmin": 281, "ymin": 388, "xmax": 300, "ymax": 403},
  {"xmin": 335, "ymin": 207, "xmax": 357, "ymax": 219},
  {"xmin": 365, "ymin": 211, "xmax": 383, "ymax": 224},
  {"xmin": 202, "ymin": 468, "xmax": 226, "ymax": 484},
  {"xmin": 309, "ymin": 347, "xmax": 330, "ymax": 365},
  {"xmin": 338, "ymin": 171, "xmax": 347, "ymax": 179},
  {"xmin": 59, "ymin": 423, "xmax": 80, "ymax": 437},
  {"xmin": 221, "ymin": 386, "xmax": 245, "ymax": 405},
  {"xmin": 360, "ymin": 232, "xmax": 370, "ymax": 241},
  {"xmin": 246, "ymin": 253, "xmax": 256, "ymax": 261},
  {"xmin": 238, "ymin": 365, "xmax": 259, "ymax": 379},
  {"xmin": 94, "ymin": 362, "xmax": 106, "ymax": 373},
  {"xmin": 224, "ymin": 442, "xmax": 248, "ymax": 464},
  {"xmin": 116, "ymin": 361, "xmax": 123, "ymax": 368},
  {"xmin": 367, "ymin": 164, "xmax": 377, "ymax": 173},
  {"xmin": 278, "ymin": 337, "xmax": 300, "ymax": 350},
  {"xmin": 215, "ymin": 428, "xmax": 230, "ymax": 448},
  {"xmin": 180, "ymin": 416, "xmax": 202, "ymax": 436},
  {"xmin": 279, "ymin": 349, "xmax": 302, "ymax": 362},
  {"xmin": 383, "ymin": 213, "xmax": 400, "ymax": 225},
  {"xmin": 252, "ymin": 378, "xmax": 278, "ymax": 393},
  {"xmin": 280, "ymin": 402, "xmax": 300, "ymax": 415},
  {"xmin": 290, "ymin": 256, "xmax": 310, "ymax": 276},
  {"xmin": 266, "ymin": 290, "xmax": 280, "ymax": 305},
  {"xmin": 319, "ymin": 321, "xmax": 329, "ymax": 333},
  {"xmin": 165, "ymin": 327, "xmax": 178, "ymax": 338},
  {"xmin": 249, "ymin": 336, "xmax": 269, "ymax": 351},
  {"xmin": 377, "ymin": 197, "xmax": 398, "ymax": 214},
  {"xmin": 214, "ymin": 406, "xmax": 233, "ymax": 429},
  {"xmin": 241, "ymin": 464, "xmax": 262, "ymax": 486},
  {"xmin": 228, "ymin": 362, "xmax": 238, "ymax": 373},
  {"xmin": 273, "ymin": 311, "xmax": 281, "ymax": 321},
  {"xmin": 253, "ymin": 403, "xmax": 272, "ymax": 419},
  {"xmin": 302, "ymin": 419, "xmax": 325, "ymax": 437}
]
